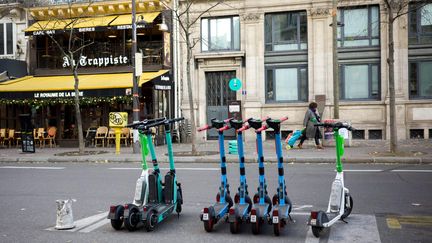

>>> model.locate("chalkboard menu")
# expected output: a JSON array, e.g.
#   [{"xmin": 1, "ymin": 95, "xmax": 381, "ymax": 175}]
[{"xmin": 21, "ymin": 132, "xmax": 35, "ymax": 153}]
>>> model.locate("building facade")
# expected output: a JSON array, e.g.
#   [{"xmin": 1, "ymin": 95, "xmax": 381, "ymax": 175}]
[
  {"xmin": 0, "ymin": 0, "xmax": 174, "ymax": 145},
  {"xmin": 178, "ymin": 0, "xmax": 432, "ymax": 141}
]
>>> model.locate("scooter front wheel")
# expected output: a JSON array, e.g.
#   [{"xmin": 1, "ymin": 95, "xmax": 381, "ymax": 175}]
[{"xmin": 341, "ymin": 194, "xmax": 353, "ymax": 219}]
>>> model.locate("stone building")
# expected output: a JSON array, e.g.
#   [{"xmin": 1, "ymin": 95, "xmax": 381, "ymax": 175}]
[{"xmin": 177, "ymin": 0, "xmax": 432, "ymax": 141}]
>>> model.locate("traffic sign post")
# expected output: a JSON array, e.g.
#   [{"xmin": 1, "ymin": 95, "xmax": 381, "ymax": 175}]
[{"xmin": 109, "ymin": 112, "xmax": 128, "ymax": 154}]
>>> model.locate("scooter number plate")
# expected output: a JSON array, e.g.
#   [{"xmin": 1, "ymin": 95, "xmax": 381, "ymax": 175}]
[
  {"xmin": 272, "ymin": 216, "xmax": 279, "ymax": 224},
  {"xmin": 203, "ymin": 213, "xmax": 209, "ymax": 221},
  {"xmin": 250, "ymin": 215, "xmax": 257, "ymax": 223}
]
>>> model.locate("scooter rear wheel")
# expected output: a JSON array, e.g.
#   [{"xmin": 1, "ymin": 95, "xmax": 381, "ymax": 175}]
[
  {"xmin": 146, "ymin": 211, "xmax": 158, "ymax": 232},
  {"xmin": 203, "ymin": 217, "xmax": 214, "ymax": 232},
  {"xmin": 110, "ymin": 205, "xmax": 124, "ymax": 230},
  {"xmin": 230, "ymin": 219, "xmax": 240, "ymax": 234},
  {"xmin": 273, "ymin": 221, "xmax": 281, "ymax": 236},
  {"xmin": 124, "ymin": 207, "xmax": 140, "ymax": 231},
  {"xmin": 251, "ymin": 220, "xmax": 260, "ymax": 235},
  {"xmin": 312, "ymin": 226, "xmax": 324, "ymax": 237}
]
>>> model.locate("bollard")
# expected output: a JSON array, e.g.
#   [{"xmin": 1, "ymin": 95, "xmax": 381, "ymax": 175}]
[{"xmin": 55, "ymin": 199, "xmax": 75, "ymax": 230}]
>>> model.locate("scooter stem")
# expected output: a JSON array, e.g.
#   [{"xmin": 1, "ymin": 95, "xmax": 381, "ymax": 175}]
[
  {"xmin": 334, "ymin": 128, "xmax": 343, "ymax": 173},
  {"xmin": 138, "ymin": 132, "xmax": 149, "ymax": 170}
]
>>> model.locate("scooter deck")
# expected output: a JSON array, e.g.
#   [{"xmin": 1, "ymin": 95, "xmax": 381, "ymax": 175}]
[
  {"xmin": 213, "ymin": 202, "xmax": 230, "ymax": 218},
  {"xmin": 145, "ymin": 202, "xmax": 176, "ymax": 223},
  {"xmin": 274, "ymin": 204, "xmax": 291, "ymax": 218},
  {"xmin": 230, "ymin": 203, "xmax": 250, "ymax": 222}
]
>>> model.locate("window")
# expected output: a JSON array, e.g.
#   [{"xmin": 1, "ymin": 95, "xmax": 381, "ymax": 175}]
[
  {"xmin": 201, "ymin": 16, "xmax": 240, "ymax": 52},
  {"xmin": 0, "ymin": 23, "xmax": 14, "ymax": 56},
  {"xmin": 338, "ymin": 5, "xmax": 380, "ymax": 47},
  {"xmin": 265, "ymin": 11, "xmax": 307, "ymax": 51},
  {"xmin": 368, "ymin": 129, "xmax": 382, "ymax": 140},
  {"xmin": 340, "ymin": 64, "xmax": 380, "ymax": 100},
  {"xmin": 409, "ymin": 61, "xmax": 432, "ymax": 99},
  {"xmin": 352, "ymin": 130, "xmax": 365, "ymax": 139},
  {"xmin": 409, "ymin": 3, "xmax": 432, "ymax": 44},
  {"xmin": 266, "ymin": 66, "xmax": 308, "ymax": 102},
  {"xmin": 410, "ymin": 129, "xmax": 424, "ymax": 139}
]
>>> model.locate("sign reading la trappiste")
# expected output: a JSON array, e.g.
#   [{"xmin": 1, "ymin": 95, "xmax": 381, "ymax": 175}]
[{"xmin": 63, "ymin": 55, "xmax": 129, "ymax": 68}]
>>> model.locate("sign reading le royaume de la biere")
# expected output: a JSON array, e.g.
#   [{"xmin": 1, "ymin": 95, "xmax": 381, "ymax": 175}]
[{"xmin": 62, "ymin": 55, "xmax": 129, "ymax": 68}]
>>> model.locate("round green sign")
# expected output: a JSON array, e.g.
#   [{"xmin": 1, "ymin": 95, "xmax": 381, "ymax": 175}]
[{"xmin": 229, "ymin": 78, "xmax": 242, "ymax": 91}]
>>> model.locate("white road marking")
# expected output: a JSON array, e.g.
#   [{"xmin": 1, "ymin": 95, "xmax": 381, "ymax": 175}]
[
  {"xmin": 327, "ymin": 214, "xmax": 381, "ymax": 243},
  {"xmin": 109, "ymin": 167, "xmax": 219, "ymax": 171},
  {"xmin": 45, "ymin": 212, "xmax": 108, "ymax": 232},
  {"xmin": 0, "ymin": 166, "xmax": 65, "ymax": 170},
  {"xmin": 344, "ymin": 169, "xmax": 382, "ymax": 172},
  {"xmin": 78, "ymin": 218, "xmax": 109, "ymax": 233},
  {"xmin": 391, "ymin": 169, "xmax": 432, "ymax": 173}
]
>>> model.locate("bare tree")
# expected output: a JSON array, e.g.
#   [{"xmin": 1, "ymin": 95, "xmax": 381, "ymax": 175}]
[
  {"xmin": 34, "ymin": 0, "xmax": 94, "ymax": 154},
  {"xmin": 163, "ymin": 0, "xmax": 223, "ymax": 155}
]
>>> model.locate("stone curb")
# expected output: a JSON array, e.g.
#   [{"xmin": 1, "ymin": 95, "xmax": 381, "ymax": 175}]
[{"xmin": 1, "ymin": 156, "xmax": 431, "ymax": 164}]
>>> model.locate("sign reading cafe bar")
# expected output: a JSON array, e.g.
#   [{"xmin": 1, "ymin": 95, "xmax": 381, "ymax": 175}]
[{"xmin": 63, "ymin": 55, "xmax": 129, "ymax": 68}]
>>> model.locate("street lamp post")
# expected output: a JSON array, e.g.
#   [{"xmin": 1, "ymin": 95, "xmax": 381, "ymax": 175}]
[{"xmin": 132, "ymin": 0, "xmax": 140, "ymax": 153}]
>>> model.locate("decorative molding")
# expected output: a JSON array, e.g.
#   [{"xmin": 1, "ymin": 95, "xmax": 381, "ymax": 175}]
[
  {"xmin": 241, "ymin": 13, "xmax": 261, "ymax": 22},
  {"xmin": 310, "ymin": 8, "xmax": 330, "ymax": 18}
]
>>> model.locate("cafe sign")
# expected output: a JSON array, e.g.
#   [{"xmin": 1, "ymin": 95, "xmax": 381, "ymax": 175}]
[
  {"xmin": 63, "ymin": 55, "xmax": 129, "ymax": 68},
  {"xmin": 34, "ymin": 91, "xmax": 83, "ymax": 98}
]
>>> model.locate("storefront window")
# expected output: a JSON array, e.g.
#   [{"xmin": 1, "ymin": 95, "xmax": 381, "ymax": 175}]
[
  {"xmin": 266, "ymin": 66, "xmax": 308, "ymax": 102},
  {"xmin": 340, "ymin": 64, "xmax": 380, "ymax": 100}
]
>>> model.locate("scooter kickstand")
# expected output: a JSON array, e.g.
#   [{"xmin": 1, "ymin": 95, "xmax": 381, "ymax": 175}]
[
  {"xmin": 341, "ymin": 218, "xmax": 348, "ymax": 224},
  {"xmin": 289, "ymin": 215, "xmax": 295, "ymax": 223}
]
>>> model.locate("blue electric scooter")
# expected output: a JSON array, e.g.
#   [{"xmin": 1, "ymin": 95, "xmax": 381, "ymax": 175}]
[
  {"xmin": 198, "ymin": 118, "xmax": 233, "ymax": 232},
  {"xmin": 228, "ymin": 119, "xmax": 253, "ymax": 234},
  {"xmin": 108, "ymin": 117, "xmax": 166, "ymax": 230},
  {"xmin": 242, "ymin": 117, "xmax": 273, "ymax": 234},
  {"xmin": 258, "ymin": 117, "xmax": 292, "ymax": 236}
]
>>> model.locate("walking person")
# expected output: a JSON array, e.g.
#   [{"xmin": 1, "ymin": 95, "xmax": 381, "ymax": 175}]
[{"xmin": 297, "ymin": 102, "xmax": 323, "ymax": 149}]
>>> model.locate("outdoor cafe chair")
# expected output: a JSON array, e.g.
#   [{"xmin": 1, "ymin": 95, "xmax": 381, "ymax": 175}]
[
  {"xmin": 94, "ymin": 126, "xmax": 108, "ymax": 147},
  {"xmin": 0, "ymin": 128, "xmax": 6, "ymax": 147},
  {"xmin": 44, "ymin": 127, "xmax": 57, "ymax": 148},
  {"xmin": 106, "ymin": 128, "xmax": 116, "ymax": 147},
  {"xmin": 5, "ymin": 129, "xmax": 15, "ymax": 148}
]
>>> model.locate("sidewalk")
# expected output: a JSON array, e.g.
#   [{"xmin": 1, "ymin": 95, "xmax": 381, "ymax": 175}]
[{"xmin": 0, "ymin": 139, "xmax": 431, "ymax": 164}]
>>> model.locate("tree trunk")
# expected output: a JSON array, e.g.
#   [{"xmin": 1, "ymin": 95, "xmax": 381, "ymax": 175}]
[
  {"xmin": 387, "ymin": 6, "xmax": 398, "ymax": 153},
  {"xmin": 185, "ymin": 9, "xmax": 197, "ymax": 155},
  {"xmin": 72, "ymin": 64, "xmax": 85, "ymax": 154}
]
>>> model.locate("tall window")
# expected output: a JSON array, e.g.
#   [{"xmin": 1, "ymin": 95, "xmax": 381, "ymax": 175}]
[
  {"xmin": 338, "ymin": 5, "xmax": 380, "ymax": 47},
  {"xmin": 265, "ymin": 11, "xmax": 307, "ymax": 51},
  {"xmin": 340, "ymin": 64, "xmax": 380, "ymax": 100},
  {"xmin": 266, "ymin": 66, "xmax": 308, "ymax": 102},
  {"xmin": 201, "ymin": 16, "xmax": 240, "ymax": 52},
  {"xmin": 409, "ymin": 61, "xmax": 432, "ymax": 99},
  {"xmin": 409, "ymin": 3, "xmax": 432, "ymax": 45},
  {"xmin": 0, "ymin": 23, "xmax": 14, "ymax": 56}
]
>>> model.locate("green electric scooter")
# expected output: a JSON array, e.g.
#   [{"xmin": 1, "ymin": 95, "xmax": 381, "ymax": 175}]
[
  {"xmin": 308, "ymin": 122, "xmax": 355, "ymax": 238},
  {"xmin": 108, "ymin": 117, "xmax": 166, "ymax": 230},
  {"xmin": 124, "ymin": 117, "xmax": 184, "ymax": 232}
]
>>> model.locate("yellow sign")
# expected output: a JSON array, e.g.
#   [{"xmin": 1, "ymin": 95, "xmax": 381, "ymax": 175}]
[{"xmin": 109, "ymin": 112, "xmax": 128, "ymax": 127}]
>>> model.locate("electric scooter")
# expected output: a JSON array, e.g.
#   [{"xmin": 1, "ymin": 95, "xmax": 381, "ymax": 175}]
[
  {"xmin": 258, "ymin": 117, "xmax": 292, "ymax": 236},
  {"xmin": 138, "ymin": 117, "xmax": 184, "ymax": 231},
  {"xmin": 108, "ymin": 117, "xmax": 166, "ymax": 230},
  {"xmin": 241, "ymin": 117, "xmax": 272, "ymax": 235},
  {"xmin": 198, "ymin": 118, "xmax": 233, "ymax": 232},
  {"xmin": 308, "ymin": 122, "xmax": 354, "ymax": 238},
  {"xmin": 228, "ymin": 119, "xmax": 253, "ymax": 234}
]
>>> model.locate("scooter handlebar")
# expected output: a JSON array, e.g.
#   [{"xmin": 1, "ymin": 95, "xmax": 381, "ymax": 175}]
[
  {"xmin": 126, "ymin": 117, "xmax": 166, "ymax": 128},
  {"xmin": 256, "ymin": 125, "xmax": 268, "ymax": 132},
  {"xmin": 219, "ymin": 125, "xmax": 231, "ymax": 132},
  {"xmin": 314, "ymin": 122, "xmax": 355, "ymax": 131},
  {"xmin": 238, "ymin": 124, "xmax": 250, "ymax": 132},
  {"xmin": 197, "ymin": 124, "xmax": 211, "ymax": 132},
  {"xmin": 224, "ymin": 118, "xmax": 234, "ymax": 123},
  {"xmin": 168, "ymin": 117, "xmax": 185, "ymax": 123},
  {"xmin": 280, "ymin": 116, "xmax": 288, "ymax": 122}
]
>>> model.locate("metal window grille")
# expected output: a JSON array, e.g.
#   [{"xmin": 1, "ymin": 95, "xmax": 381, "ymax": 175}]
[
  {"xmin": 352, "ymin": 130, "xmax": 365, "ymax": 139},
  {"xmin": 368, "ymin": 129, "xmax": 382, "ymax": 140},
  {"xmin": 410, "ymin": 129, "xmax": 424, "ymax": 139}
]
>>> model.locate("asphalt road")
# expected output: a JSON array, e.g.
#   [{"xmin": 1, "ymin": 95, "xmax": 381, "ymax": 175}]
[{"xmin": 0, "ymin": 162, "xmax": 431, "ymax": 243}]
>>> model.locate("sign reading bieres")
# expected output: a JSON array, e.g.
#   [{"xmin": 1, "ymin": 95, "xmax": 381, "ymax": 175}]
[{"xmin": 63, "ymin": 55, "xmax": 129, "ymax": 68}]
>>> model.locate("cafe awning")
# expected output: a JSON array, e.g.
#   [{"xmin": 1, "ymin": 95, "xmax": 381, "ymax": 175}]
[
  {"xmin": 25, "ymin": 12, "xmax": 160, "ymax": 35},
  {"xmin": 0, "ymin": 70, "xmax": 169, "ymax": 93},
  {"xmin": 109, "ymin": 12, "xmax": 160, "ymax": 28}
]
